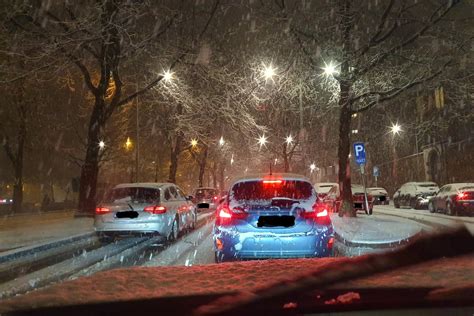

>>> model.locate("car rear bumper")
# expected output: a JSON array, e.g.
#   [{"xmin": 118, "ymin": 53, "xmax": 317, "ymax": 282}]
[
  {"xmin": 213, "ymin": 226, "xmax": 334, "ymax": 261},
  {"xmin": 94, "ymin": 217, "xmax": 168, "ymax": 234},
  {"xmin": 455, "ymin": 201, "xmax": 474, "ymax": 213},
  {"xmin": 196, "ymin": 202, "xmax": 217, "ymax": 211}
]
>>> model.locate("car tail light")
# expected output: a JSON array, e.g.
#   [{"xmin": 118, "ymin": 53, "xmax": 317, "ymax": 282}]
[
  {"xmin": 95, "ymin": 207, "xmax": 110, "ymax": 215},
  {"xmin": 144, "ymin": 205, "xmax": 167, "ymax": 214},
  {"xmin": 263, "ymin": 180, "xmax": 283, "ymax": 184},
  {"xmin": 327, "ymin": 237, "xmax": 334, "ymax": 250},
  {"xmin": 301, "ymin": 203, "xmax": 331, "ymax": 225},
  {"xmin": 213, "ymin": 195, "xmax": 218, "ymax": 201},
  {"xmin": 216, "ymin": 205, "xmax": 247, "ymax": 223}
]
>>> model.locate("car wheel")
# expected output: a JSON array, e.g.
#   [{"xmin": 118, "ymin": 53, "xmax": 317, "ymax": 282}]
[
  {"xmin": 168, "ymin": 217, "xmax": 179, "ymax": 241},
  {"xmin": 428, "ymin": 201, "xmax": 436, "ymax": 213},
  {"xmin": 189, "ymin": 212, "xmax": 197, "ymax": 230},
  {"xmin": 446, "ymin": 202, "xmax": 457, "ymax": 216},
  {"xmin": 214, "ymin": 252, "xmax": 222, "ymax": 263}
]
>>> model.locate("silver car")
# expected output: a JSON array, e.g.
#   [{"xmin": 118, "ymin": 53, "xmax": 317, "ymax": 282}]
[
  {"xmin": 94, "ymin": 183, "xmax": 197, "ymax": 240},
  {"xmin": 192, "ymin": 187, "xmax": 219, "ymax": 212}
]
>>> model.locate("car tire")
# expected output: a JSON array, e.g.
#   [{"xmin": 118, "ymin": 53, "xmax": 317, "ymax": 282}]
[
  {"xmin": 168, "ymin": 217, "xmax": 179, "ymax": 241},
  {"xmin": 428, "ymin": 201, "xmax": 436, "ymax": 213},
  {"xmin": 446, "ymin": 202, "xmax": 457, "ymax": 216},
  {"xmin": 189, "ymin": 211, "xmax": 197, "ymax": 230}
]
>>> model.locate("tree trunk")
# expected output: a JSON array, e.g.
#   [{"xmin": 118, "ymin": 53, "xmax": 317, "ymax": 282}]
[
  {"xmin": 218, "ymin": 162, "xmax": 225, "ymax": 191},
  {"xmin": 77, "ymin": 100, "xmax": 103, "ymax": 215},
  {"xmin": 211, "ymin": 161, "xmax": 217, "ymax": 188},
  {"xmin": 198, "ymin": 146, "xmax": 209, "ymax": 187},
  {"xmin": 337, "ymin": 86, "xmax": 355, "ymax": 217},
  {"xmin": 11, "ymin": 117, "xmax": 26, "ymax": 213},
  {"xmin": 168, "ymin": 132, "xmax": 183, "ymax": 184},
  {"xmin": 283, "ymin": 143, "xmax": 290, "ymax": 172}
]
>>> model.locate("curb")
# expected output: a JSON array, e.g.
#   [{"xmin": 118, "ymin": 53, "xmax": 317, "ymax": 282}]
[{"xmin": 334, "ymin": 230, "xmax": 423, "ymax": 249}]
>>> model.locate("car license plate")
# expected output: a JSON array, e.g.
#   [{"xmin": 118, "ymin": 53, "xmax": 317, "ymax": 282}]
[
  {"xmin": 257, "ymin": 215, "xmax": 295, "ymax": 228},
  {"xmin": 115, "ymin": 211, "xmax": 139, "ymax": 219}
]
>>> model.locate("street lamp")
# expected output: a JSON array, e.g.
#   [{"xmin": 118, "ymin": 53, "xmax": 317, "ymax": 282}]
[
  {"xmin": 219, "ymin": 136, "xmax": 225, "ymax": 146},
  {"xmin": 390, "ymin": 123, "xmax": 402, "ymax": 135},
  {"xmin": 285, "ymin": 135, "xmax": 293, "ymax": 145},
  {"xmin": 125, "ymin": 137, "xmax": 132, "ymax": 151},
  {"xmin": 263, "ymin": 64, "xmax": 276, "ymax": 80},
  {"xmin": 163, "ymin": 70, "xmax": 173, "ymax": 82},
  {"xmin": 98, "ymin": 140, "xmax": 105, "ymax": 149},
  {"xmin": 191, "ymin": 139, "xmax": 198, "ymax": 148},
  {"xmin": 257, "ymin": 134, "xmax": 268, "ymax": 148},
  {"xmin": 230, "ymin": 154, "xmax": 234, "ymax": 165},
  {"xmin": 310, "ymin": 163, "xmax": 316, "ymax": 173},
  {"xmin": 322, "ymin": 61, "xmax": 338, "ymax": 77}
]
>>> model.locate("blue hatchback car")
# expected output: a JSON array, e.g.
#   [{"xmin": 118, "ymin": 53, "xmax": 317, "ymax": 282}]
[{"xmin": 213, "ymin": 173, "xmax": 334, "ymax": 263}]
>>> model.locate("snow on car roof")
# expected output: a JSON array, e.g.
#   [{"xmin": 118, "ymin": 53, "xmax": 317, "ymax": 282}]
[
  {"xmin": 315, "ymin": 182, "xmax": 337, "ymax": 187},
  {"xmin": 194, "ymin": 187, "xmax": 217, "ymax": 191},
  {"xmin": 231, "ymin": 173, "xmax": 311, "ymax": 184},
  {"xmin": 114, "ymin": 182, "xmax": 169, "ymax": 189},
  {"xmin": 446, "ymin": 183, "xmax": 474, "ymax": 190}
]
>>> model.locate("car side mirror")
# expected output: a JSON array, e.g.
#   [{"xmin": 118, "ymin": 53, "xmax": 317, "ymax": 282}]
[{"xmin": 186, "ymin": 195, "xmax": 193, "ymax": 201}]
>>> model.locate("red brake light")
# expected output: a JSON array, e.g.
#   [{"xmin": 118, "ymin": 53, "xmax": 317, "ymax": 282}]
[
  {"xmin": 213, "ymin": 195, "xmax": 218, "ymax": 201},
  {"xmin": 327, "ymin": 237, "xmax": 334, "ymax": 250},
  {"xmin": 263, "ymin": 180, "xmax": 283, "ymax": 184},
  {"xmin": 316, "ymin": 209, "xmax": 328, "ymax": 217},
  {"xmin": 457, "ymin": 192, "xmax": 466, "ymax": 200},
  {"xmin": 218, "ymin": 207, "xmax": 232, "ymax": 218},
  {"xmin": 95, "ymin": 207, "xmax": 110, "ymax": 215},
  {"xmin": 144, "ymin": 205, "xmax": 167, "ymax": 214}
]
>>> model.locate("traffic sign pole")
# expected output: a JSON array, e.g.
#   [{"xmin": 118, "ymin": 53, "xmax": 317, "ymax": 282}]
[{"xmin": 353, "ymin": 142, "xmax": 371, "ymax": 215}]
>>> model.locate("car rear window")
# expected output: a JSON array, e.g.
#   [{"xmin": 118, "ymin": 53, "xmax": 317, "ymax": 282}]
[
  {"xmin": 195, "ymin": 189, "xmax": 217, "ymax": 199},
  {"xmin": 104, "ymin": 187, "xmax": 160, "ymax": 204},
  {"xmin": 230, "ymin": 180, "xmax": 314, "ymax": 202}
]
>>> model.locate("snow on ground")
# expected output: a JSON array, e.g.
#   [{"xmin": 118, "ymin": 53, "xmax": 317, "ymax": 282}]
[
  {"xmin": 375, "ymin": 205, "xmax": 474, "ymax": 233},
  {"xmin": 0, "ymin": 211, "xmax": 93, "ymax": 251},
  {"xmin": 1, "ymin": 251, "xmax": 472, "ymax": 313},
  {"xmin": 330, "ymin": 212, "xmax": 423, "ymax": 245}
]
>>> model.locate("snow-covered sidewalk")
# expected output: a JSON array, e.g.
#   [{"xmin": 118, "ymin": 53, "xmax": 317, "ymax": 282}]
[
  {"xmin": 0, "ymin": 211, "xmax": 94, "ymax": 251},
  {"xmin": 331, "ymin": 212, "xmax": 423, "ymax": 247}
]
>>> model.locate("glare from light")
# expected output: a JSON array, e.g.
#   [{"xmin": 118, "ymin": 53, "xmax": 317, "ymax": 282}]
[
  {"xmin": 230, "ymin": 154, "xmax": 234, "ymax": 165},
  {"xmin": 125, "ymin": 137, "xmax": 132, "ymax": 150},
  {"xmin": 163, "ymin": 70, "xmax": 173, "ymax": 82},
  {"xmin": 390, "ymin": 123, "xmax": 402, "ymax": 135},
  {"xmin": 98, "ymin": 140, "xmax": 105, "ymax": 149},
  {"xmin": 322, "ymin": 61, "xmax": 338, "ymax": 77},
  {"xmin": 263, "ymin": 64, "xmax": 276, "ymax": 80},
  {"xmin": 257, "ymin": 134, "xmax": 268, "ymax": 147},
  {"xmin": 309, "ymin": 163, "xmax": 316, "ymax": 172},
  {"xmin": 219, "ymin": 136, "xmax": 225, "ymax": 146},
  {"xmin": 285, "ymin": 135, "xmax": 293, "ymax": 145},
  {"xmin": 274, "ymin": 158, "xmax": 278, "ymax": 165},
  {"xmin": 191, "ymin": 139, "xmax": 198, "ymax": 147}
]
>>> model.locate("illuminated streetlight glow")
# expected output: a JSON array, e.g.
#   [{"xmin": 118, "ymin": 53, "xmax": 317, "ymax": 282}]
[
  {"xmin": 98, "ymin": 140, "xmax": 105, "ymax": 149},
  {"xmin": 390, "ymin": 123, "xmax": 402, "ymax": 135},
  {"xmin": 263, "ymin": 64, "xmax": 276, "ymax": 80},
  {"xmin": 309, "ymin": 163, "xmax": 316, "ymax": 173},
  {"xmin": 322, "ymin": 61, "xmax": 338, "ymax": 77},
  {"xmin": 257, "ymin": 134, "xmax": 268, "ymax": 147},
  {"xmin": 163, "ymin": 70, "xmax": 173, "ymax": 82},
  {"xmin": 191, "ymin": 139, "xmax": 198, "ymax": 147},
  {"xmin": 274, "ymin": 158, "xmax": 278, "ymax": 165},
  {"xmin": 285, "ymin": 135, "xmax": 293, "ymax": 145},
  {"xmin": 219, "ymin": 136, "xmax": 225, "ymax": 146},
  {"xmin": 125, "ymin": 137, "xmax": 132, "ymax": 150},
  {"xmin": 230, "ymin": 154, "xmax": 234, "ymax": 165}
]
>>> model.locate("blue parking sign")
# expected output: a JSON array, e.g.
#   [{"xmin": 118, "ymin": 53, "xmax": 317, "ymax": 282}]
[{"xmin": 353, "ymin": 142, "xmax": 366, "ymax": 165}]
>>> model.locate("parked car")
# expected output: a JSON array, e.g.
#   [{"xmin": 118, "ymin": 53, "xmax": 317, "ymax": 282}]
[
  {"xmin": 393, "ymin": 182, "xmax": 439, "ymax": 209},
  {"xmin": 192, "ymin": 187, "xmax": 219, "ymax": 212},
  {"xmin": 213, "ymin": 173, "xmax": 334, "ymax": 262},
  {"xmin": 428, "ymin": 183, "xmax": 474, "ymax": 216},
  {"xmin": 314, "ymin": 182, "xmax": 338, "ymax": 200},
  {"xmin": 95, "ymin": 183, "xmax": 196, "ymax": 240},
  {"xmin": 368, "ymin": 187, "xmax": 390, "ymax": 205},
  {"xmin": 324, "ymin": 184, "xmax": 374, "ymax": 215}
]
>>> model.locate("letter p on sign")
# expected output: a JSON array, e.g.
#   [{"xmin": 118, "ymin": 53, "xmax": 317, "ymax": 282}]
[{"xmin": 353, "ymin": 142, "xmax": 366, "ymax": 165}]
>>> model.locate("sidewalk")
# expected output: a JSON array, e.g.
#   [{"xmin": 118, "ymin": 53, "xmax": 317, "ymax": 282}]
[
  {"xmin": 331, "ymin": 212, "xmax": 423, "ymax": 247},
  {"xmin": 0, "ymin": 211, "xmax": 94, "ymax": 251}
]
